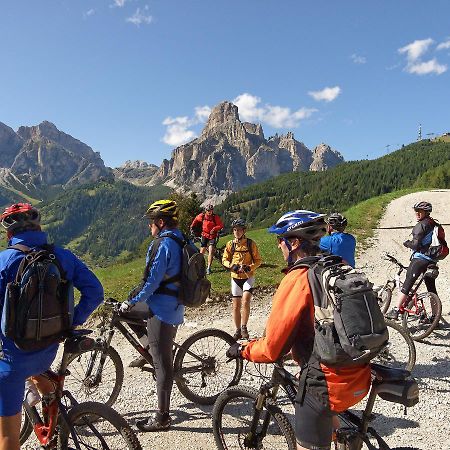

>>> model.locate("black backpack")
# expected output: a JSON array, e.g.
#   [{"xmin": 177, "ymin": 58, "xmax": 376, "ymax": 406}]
[
  {"xmin": 1, "ymin": 244, "xmax": 73, "ymax": 351},
  {"xmin": 139, "ymin": 233, "xmax": 211, "ymax": 308},
  {"xmin": 293, "ymin": 255, "xmax": 389, "ymax": 367}
]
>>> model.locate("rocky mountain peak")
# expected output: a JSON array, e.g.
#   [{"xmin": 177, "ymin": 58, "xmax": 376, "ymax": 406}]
[
  {"xmin": 310, "ymin": 143, "xmax": 344, "ymax": 171},
  {"xmin": 202, "ymin": 101, "xmax": 240, "ymax": 136},
  {"xmin": 0, "ymin": 122, "xmax": 24, "ymax": 167}
]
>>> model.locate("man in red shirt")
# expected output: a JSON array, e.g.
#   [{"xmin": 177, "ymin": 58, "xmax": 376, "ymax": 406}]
[
  {"xmin": 227, "ymin": 210, "xmax": 371, "ymax": 450},
  {"xmin": 190, "ymin": 204, "xmax": 224, "ymax": 274}
]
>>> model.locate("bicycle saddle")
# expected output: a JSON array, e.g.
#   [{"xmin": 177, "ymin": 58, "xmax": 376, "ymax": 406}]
[{"xmin": 370, "ymin": 363, "xmax": 410, "ymax": 381}]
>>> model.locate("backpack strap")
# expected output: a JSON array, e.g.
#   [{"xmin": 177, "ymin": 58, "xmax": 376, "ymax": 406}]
[{"xmin": 230, "ymin": 238, "xmax": 255, "ymax": 263}]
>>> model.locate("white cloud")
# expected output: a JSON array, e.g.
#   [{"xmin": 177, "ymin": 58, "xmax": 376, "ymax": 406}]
[
  {"xmin": 126, "ymin": 6, "xmax": 153, "ymax": 26},
  {"xmin": 162, "ymin": 117, "xmax": 197, "ymax": 147},
  {"xmin": 112, "ymin": 0, "xmax": 127, "ymax": 7},
  {"xmin": 194, "ymin": 106, "xmax": 212, "ymax": 122},
  {"xmin": 351, "ymin": 54, "xmax": 366, "ymax": 64},
  {"xmin": 233, "ymin": 93, "xmax": 317, "ymax": 128},
  {"xmin": 83, "ymin": 8, "xmax": 95, "ymax": 18},
  {"xmin": 407, "ymin": 59, "xmax": 447, "ymax": 75},
  {"xmin": 437, "ymin": 39, "xmax": 450, "ymax": 51},
  {"xmin": 308, "ymin": 86, "xmax": 341, "ymax": 102},
  {"xmin": 398, "ymin": 38, "xmax": 434, "ymax": 62}
]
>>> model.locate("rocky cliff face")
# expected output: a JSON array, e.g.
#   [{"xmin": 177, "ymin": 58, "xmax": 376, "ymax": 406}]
[
  {"xmin": 113, "ymin": 160, "xmax": 159, "ymax": 185},
  {"xmin": 0, "ymin": 121, "xmax": 112, "ymax": 193},
  {"xmin": 150, "ymin": 101, "xmax": 344, "ymax": 198}
]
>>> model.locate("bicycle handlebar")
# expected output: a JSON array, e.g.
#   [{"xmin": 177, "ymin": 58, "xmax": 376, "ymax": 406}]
[{"xmin": 382, "ymin": 253, "xmax": 407, "ymax": 270}]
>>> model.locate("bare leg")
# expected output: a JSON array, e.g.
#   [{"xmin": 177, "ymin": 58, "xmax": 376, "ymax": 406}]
[
  {"xmin": 207, "ymin": 244, "xmax": 214, "ymax": 269},
  {"xmin": 0, "ymin": 413, "xmax": 20, "ymax": 450},
  {"xmin": 241, "ymin": 291, "xmax": 252, "ymax": 326},
  {"xmin": 232, "ymin": 297, "xmax": 242, "ymax": 329},
  {"xmin": 200, "ymin": 247, "xmax": 207, "ymax": 255}
]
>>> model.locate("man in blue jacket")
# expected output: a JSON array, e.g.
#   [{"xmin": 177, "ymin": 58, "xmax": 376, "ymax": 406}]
[
  {"xmin": 319, "ymin": 212, "xmax": 356, "ymax": 267},
  {"xmin": 120, "ymin": 199, "xmax": 184, "ymax": 432},
  {"xmin": 0, "ymin": 203, "xmax": 104, "ymax": 450}
]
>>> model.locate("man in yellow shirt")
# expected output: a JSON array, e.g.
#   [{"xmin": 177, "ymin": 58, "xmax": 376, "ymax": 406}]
[{"xmin": 222, "ymin": 219, "xmax": 262, "ymax": 340}]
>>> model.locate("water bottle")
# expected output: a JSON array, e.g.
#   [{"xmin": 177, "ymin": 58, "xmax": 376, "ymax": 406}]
[{"xmin": 24, "ymin": 379, "xmax": 41, "ymax": 407}]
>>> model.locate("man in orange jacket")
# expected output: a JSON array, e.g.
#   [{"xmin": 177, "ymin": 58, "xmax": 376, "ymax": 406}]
[
  {"xmin": 226, "ymin": 210, "xmax": 371, "ymax": 450},
  {"xmin": 190, "ymin": 204, "xmax": 224, "ymax": 274}
]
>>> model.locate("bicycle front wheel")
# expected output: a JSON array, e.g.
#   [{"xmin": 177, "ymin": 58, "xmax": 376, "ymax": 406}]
[
  {"xmin": 174, "ymin": 328, "xmax": 243, "ymax": 405},
  {"xmin": 212, "ymin": 385, "xmax": 296, "ymax": 450},
  {"xmin": 378, "ymin": 286, "xmax": 392, "ymax": 314},
  {"xmin": 65, "ymin": 344, "xmax": 124, "ymax": 406},
  {"xmin": 373, "ymin": 319, "xmax": 416, "ymax": 372},
  {"xmin": 402, "ymin": 292, "xmax": 442, "ymax": 341},
  {"xmin": 57, "ymin": 401, "xmax": 142, "ymax": 450}
]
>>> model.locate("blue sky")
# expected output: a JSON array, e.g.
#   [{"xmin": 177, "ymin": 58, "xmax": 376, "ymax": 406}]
[{"xmin": 1, "ymin": 1, "xmax": 450, "ymax": 168}]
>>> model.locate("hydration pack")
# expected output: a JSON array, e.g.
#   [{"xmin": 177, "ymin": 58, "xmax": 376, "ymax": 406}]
[
  {"xmin": 293, "ymin": 255, "xmax": 388, "ymax": 367},
  {"xmin": 427, "ymin": 222, "xmax": 448, "ymax": 260},
  {"xmin": 142, "ymin": 234, "xmax": 211, "ymax": 308},
  {"xmin": 1, "ymin": 244, "xmax": 73, "ymax": 351}
]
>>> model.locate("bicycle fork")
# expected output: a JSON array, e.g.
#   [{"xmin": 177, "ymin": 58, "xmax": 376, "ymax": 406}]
[{"xmin": 244, "ymin": 383, "xmax": 279, "ymax": 448}]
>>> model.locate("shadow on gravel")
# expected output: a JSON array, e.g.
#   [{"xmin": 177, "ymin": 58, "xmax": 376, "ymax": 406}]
[
  {"xmin": 364, "ymin": 412, "xmax": 420, "ymax": 437},
  {"xmin": 411, "ymin": 356, "xmax": 450, "ymax": 392}
]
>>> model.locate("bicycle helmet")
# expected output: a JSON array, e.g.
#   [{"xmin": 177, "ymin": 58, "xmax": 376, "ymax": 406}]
[
  {"xmin": 268, "ymin": 210, "xmax": 327, "ymax": 243},
  {"xmin": 1, "ymin": 203, "xmax": 41, "ymax": 234},
  {"xmin": 231, "ymin": 218, "xmax": 246, "ymax": 228},
  {"xmin": 413, "ymin": 201, "xmax": 432, "ymax": 213},
  {"xmin": 326, "ymin": 212, "xmax": 348, "ymax": 230},
  {"xmin": 144, "ymin": 199, "xmax": 178, "ymax": 220},
  {"xmin": 205, "ymin": 204, "xmax": 214, "ymax": 211}
]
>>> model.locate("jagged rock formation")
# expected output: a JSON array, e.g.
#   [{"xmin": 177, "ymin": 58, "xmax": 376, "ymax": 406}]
[
  {"xmin": 150, "ymin": 101, "xmax": 344, "ymax": 197},
  {"xmin": 113, "ymin": 160, "xmax": 158, "ymax": 185},
  {"xmin": 0, "ymin": 121, "xmax": 112, "ymax": 195}
]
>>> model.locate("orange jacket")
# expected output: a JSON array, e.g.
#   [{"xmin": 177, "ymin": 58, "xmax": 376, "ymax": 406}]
[
  {"xmin": 242, "ymin": 266, "xmax": 371, "ymax": 412},
  {"xmin": 190, "ymin": 213, "xmax": 224, "ymax": 240}
]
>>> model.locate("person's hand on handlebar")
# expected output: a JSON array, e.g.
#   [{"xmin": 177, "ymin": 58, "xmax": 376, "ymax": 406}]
[{"xmin": 119, "ymin": 301, "xmax": 134, "ymax": 313}]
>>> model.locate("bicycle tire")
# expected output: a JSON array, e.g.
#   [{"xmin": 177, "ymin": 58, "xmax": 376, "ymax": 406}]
[
  {"xmin": 174, "ymin": 328, "xmax": 243, "ymax": 405},
  {"xmin": 57, "ymin": 401, "xmax": 142, "ymax": 450},
  {"xmin": 212, "ymin": 385, "xmax": 296, "ymax": 450},
  {"xmin": 373, "ymin": 319, "xmax": 416, "ymax": 372},
  {"xmin": 19, "ymin": 407, "xmax": 33, "ymax": 445},
  {"xmin": 65, "ymin": 344, "xmax": 124, "ymax": 407},
  {"xmin": 378, "ymin": 286, "xmax": 392, "ymax": 314},
  {"xmin": 402, "ymin": 292, "xmax": 442, "ymax": 341}
]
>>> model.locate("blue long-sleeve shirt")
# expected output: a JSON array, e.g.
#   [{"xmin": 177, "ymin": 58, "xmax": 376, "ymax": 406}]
[
  {"xmin": 320, "ymin": 232, "xmax": 356, "ymax": 268},
  {"xmin": 0, "ymin": 230, "xmax": 103, "ymax": 368},
  {"xmin": 129, "ymin": 228, "xmax": 185, "ymax": 325}
]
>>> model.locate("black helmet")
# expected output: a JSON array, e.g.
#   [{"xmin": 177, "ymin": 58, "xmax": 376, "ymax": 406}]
[
  {"xmin": 205, "ymin": 204, "xmax": 214, "ymax": 211},
  {"xmin": 231, "ymin": 218, "xmax": 246, "ymax": 228},
  {"xmin": 413, "ymin": 201, "xmax": 432, "ymax": 213},
  {"xmin": 326, "ymin": 212, "xmax": 348, "ymax": 230}
]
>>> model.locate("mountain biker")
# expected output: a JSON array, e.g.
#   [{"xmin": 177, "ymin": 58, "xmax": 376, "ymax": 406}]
[
  {"xmin": 120, "ymin": 199, "xmax": 184, "ymax": 432},
  {"xmin": 319, "ymin": 212, "xmax": 356, "ymax": 267},
  {"xmin": 222, "ymin": 219, "xmax": 262, "ymax": 340},
  {"xmin": 0, "ymin": 203, "xmax": 104, "ymax": 450},
  {"xmin": 226, "ymin": 210, "xmax": 371, "ymax": 450},
  {"xmin": 386, "ymin": 201, "xmax": 440, "ymax": 320},
  {"xmin": 190, "ymin": 204, "xmax": 224, "ymax": 275}
]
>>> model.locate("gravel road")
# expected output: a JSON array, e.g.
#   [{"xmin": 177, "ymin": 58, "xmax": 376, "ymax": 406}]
[{"xmin": 25, "ymin": 190, "xmax": 450, "ymax": 449}]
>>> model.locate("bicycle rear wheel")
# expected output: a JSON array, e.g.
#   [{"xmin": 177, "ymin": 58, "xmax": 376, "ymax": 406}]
[
  {"xmin": 174, "ymin": 328, "xmax": 243, "ymax": 405},
  {"xmin": 402, "ymin": 292, "xmax": 442, "ymax": 341},
  {"xmin": 65, "ymin": 344, "xmax": 124, "ymax": 406},
  {"xmin": 212, "ymin": 385, "xmax": 296, "ymax": 450},
  {"xmin": 377, "ymin": 286, "xmax": 392, "ymax": 314},
  {"xmin": 373, "ymin": 319, "xmax": 416, "ymax": 371},
  {"xmin": 57, "ymin": 401, "xmax": 141, "ymax": 449}
]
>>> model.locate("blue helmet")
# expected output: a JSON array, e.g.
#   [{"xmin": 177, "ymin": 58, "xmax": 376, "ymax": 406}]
[{"xmin": 268, "ymin": 210, "xmax": 327, "ymax": 243}]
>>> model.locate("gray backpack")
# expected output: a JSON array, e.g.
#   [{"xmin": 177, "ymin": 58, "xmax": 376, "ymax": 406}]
[{"xmin": 293, "ymin": 255, "xmax": 388, "ymax": 367}]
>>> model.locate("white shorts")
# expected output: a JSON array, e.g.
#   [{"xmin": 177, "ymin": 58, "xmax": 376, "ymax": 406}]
[{"xmin": 231, "ymin": 277, "xmax": 255, "ymax": 297}]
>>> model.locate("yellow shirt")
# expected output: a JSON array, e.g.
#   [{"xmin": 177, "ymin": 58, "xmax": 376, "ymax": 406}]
[{"xmin": 222, "ymin": 236, "xmax": 262, "ymax": 279}]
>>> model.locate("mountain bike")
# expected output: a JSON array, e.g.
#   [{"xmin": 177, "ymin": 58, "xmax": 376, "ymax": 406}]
[
  {"xmin": 63, "ymin": 298, "xmax": 243, "ymax": 407},
  {"xmin": 20, "ymin": 330, "xmax": 141, "ymax": 449},
  {"xmin": 375, "ymin": 253, "xmax": 442, "ymax": 341},
  {"xmin": 212, "ymin": 361, "xmax": 419, "ymax": 450}
]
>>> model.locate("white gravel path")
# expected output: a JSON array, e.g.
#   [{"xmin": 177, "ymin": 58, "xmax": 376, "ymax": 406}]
[{"xmin": 25, "ymin": 190, "xmax": 449, "ymax": 450}]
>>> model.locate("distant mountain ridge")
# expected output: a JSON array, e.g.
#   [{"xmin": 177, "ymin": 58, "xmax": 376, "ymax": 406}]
[
  {"xmin": 144, "ymin": 101, "xmax": 344, "ymax": 200},
  {"xmin": 0, "ymin": 120, "xmax": 112, "ymax": 201}
]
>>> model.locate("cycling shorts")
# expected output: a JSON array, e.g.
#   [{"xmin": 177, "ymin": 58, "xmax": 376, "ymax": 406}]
[
  {"xmin": 295, "ymin": 390, "xmax": 336, "ymax": 450},
  {"xmin": 231, "ymin": 277, "xmax": 255, "ymax": 297},
  {"xmin": 0, "ymin": 351, "xmax": 56, "ymax": 416},
  {"xmin": 201, "ymin": 236, "xmax": 218, "ymax": 248},
  {"xmin": 401, "ymin": 258, "xmax": 436, "ymax": 295}
]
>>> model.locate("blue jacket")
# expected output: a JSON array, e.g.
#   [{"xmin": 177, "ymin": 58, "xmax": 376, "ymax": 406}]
[
  {"xmin": 129, "ymin": 228, "xmax": 185, "ymax": 325},
  {"xmin": 0, "ymin": 231, "xmax": 104, "ymax": 369},
  {"xmin": 320, "ymin": 232, "xmax": 356, "ymax": 268}
]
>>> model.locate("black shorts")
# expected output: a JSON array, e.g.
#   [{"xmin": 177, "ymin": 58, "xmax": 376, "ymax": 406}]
[
  {"xmin": 295, "ymin": 391, "xmax": 336, "ymax": 450},
  {"xmin": 201, "ymin": 236, "xmax": 217, "ymax": 248},
  {"xmin": 401, "ymin": 258, "xmax": 436, "ymax": 295}
]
